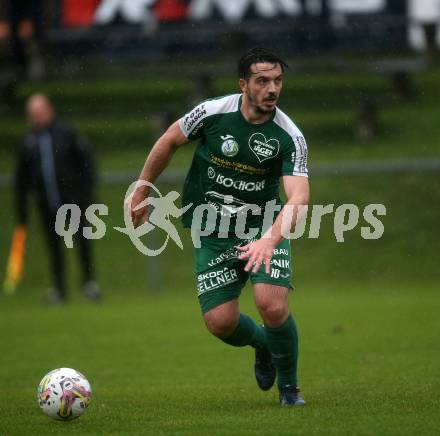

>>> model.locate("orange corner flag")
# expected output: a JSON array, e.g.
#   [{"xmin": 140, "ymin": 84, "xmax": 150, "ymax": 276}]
[{"xmin": 3, "ymin": 225, "xmax": 27, "ymax": 295}]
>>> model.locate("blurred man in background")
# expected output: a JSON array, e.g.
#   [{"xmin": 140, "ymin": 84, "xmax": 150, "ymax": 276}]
[{"xmin": 15, "ymin": 93, "xmax": 101, "ymax": 304}]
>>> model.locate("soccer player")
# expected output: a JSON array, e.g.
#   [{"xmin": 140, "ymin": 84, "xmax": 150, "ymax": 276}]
[{"xmin": 128, "ymin": 48, "xmax": 309, "ymax": 406}]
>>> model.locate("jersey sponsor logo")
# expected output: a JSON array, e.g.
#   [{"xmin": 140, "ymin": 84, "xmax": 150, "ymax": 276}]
[
  {"xmin": 210, "ymin": 155, "xmax": 269, "ymax": 175},
  {"xmin": 197, "ymin": 266, "xmax": 239, "ymax": 296},
  {"xmin": 183, "ymin": 104, "xmax": 206, "ymax": 132},
  {"xmin": 294, "ymin": 135, "xmax": 307, "ymax": 151},
  {"xmin": 207, "ymin": 237, "xmax": 257, "ymax": 267},
  {"xmin": 205, "ymin": 191, "xmax": 248, "ymax": 216},
  {"xmin": 207, "ymin": 167, "xmax": 266, "ymax": 192},
  {"xmin": 273, "ymin": 248, "xmax": 289, "ymax": 256},
  {"xmin": 207, "ymin": 167, "xmax": 216, "ymax": 179},
  {"xmin": 215, "ymin": 174, "xmax": 265, "ymax": 192},
  {"xmin": 293, "ymin": 135, "xmax": 308, "ymax": 173},
  {"xmin": 207, "ymin": 246, "xmax": 239, "ymax": 267},
  {"xmin": 192, "ymin": 122, "xmax": 204, "ymax": 136},
  {"xmin": 271, "ymin": 259, "xmax": 290, "ymax": 269},
  {"xmin": 249, "ymin": 133, "xmax": 280, "ymax": 162},
  {"xmin": 220, "ymin": 134, "xmax": 239, "ymax": 157}
]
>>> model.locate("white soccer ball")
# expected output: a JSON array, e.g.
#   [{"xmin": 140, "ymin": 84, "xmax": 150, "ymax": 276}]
[{"xmin": 37, "ymin": 368, "xmax": 92, "ymax": 420}]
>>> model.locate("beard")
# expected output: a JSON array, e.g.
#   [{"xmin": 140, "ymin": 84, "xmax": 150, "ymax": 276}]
[
  {"xmin": 247, "ymin": 90, "xmax": 277, "ymax": 114},
  {"xmin": 255, "ymin": 105, "xmax": 274, "ymax": 114}
]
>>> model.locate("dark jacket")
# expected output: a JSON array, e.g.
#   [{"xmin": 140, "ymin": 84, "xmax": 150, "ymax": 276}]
[{"xmin": 15, "ymin": 119, "xmax": 96, "ymax": 224}]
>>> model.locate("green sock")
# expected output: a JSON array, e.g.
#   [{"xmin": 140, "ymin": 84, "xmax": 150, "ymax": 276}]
[
  {"xmin": 265, "ymin": 314, "xmax": 298, "ymax": 387},
  {"xmin": 221, "ymin": 313, "xmax": 268, "ymax": 350}
]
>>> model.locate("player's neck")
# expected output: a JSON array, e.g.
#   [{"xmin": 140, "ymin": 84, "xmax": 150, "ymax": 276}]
[{"xmin": 240, "ymin": 94, "xmax": 273, "ymax": 125}]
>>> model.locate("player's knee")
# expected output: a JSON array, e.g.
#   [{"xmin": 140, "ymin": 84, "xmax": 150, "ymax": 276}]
[
  {"xmin": 203, "ymin": 307, "xmax": 239, "ymax": 338},
  {"xmin": 258, "ymin": 302, "xmax": 288, "ymax": 327}
]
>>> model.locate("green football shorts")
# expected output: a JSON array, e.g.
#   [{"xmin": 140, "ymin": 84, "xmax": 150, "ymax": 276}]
[{"xmin": 195, "ymin": 236, "xmax": 293, "ymax": 314}]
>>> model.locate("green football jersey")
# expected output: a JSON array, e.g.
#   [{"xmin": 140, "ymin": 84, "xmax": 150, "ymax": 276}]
[{"xmin": 178, "ymin": 94, "xmax": 308, "ymax": 234}]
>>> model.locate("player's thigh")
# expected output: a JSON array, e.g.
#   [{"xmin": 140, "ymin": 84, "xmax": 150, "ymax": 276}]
[{"xmin": 249, "ymin": 238, "xmax": 293, "ymax": 291}]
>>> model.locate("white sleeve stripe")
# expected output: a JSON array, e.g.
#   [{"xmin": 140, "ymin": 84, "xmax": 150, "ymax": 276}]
[
  {"xmin": 180, "ymin": 94, "xmax": 240, "ymax": 137},
  {"xmin": 291, "ymin": 138, "xmax": 308, "ymax": 175},
  {"xmin": 295, "ymin": 142, "xmax": 308, "ymax": 174},
  {"xmin": 274, "ymin": 110, "xmax": 308, "ymax": 175},
  {"xmin": 178, "ymin": 118, "xmax": 189, "ymax": 138}
]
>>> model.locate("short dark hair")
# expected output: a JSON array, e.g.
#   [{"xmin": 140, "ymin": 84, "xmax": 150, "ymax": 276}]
[{"xmin": 238, "ymin": 47, "xmax": 288, "ymax": 80}]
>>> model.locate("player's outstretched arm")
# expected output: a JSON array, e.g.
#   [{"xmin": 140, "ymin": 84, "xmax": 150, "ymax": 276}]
[
  {"xmin": 128, "ymin": 121, "xmax": 189, "ymax": 227},
  {"xmin": 238, "ymin": 176, "xmax": 310, "ymax": 273},
  {"xmin": 268, "ymin": 175, "xmax": 310, "ymax": 244}
]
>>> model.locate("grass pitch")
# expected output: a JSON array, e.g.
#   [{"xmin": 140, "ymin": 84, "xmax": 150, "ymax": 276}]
[{"xmin": 1, "ymin": 283, "xmax": 439, "ymax": 435}]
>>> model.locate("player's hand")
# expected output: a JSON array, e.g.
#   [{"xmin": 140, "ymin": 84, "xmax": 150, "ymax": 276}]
[
  {"xmin": 124, "ymin": 185, "xmax": 149, "ymax": 228},
  {"xmin": 237, "ymin": 238, "xmax": 276, "ymax": 274}
]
